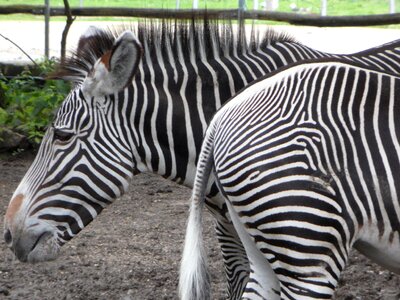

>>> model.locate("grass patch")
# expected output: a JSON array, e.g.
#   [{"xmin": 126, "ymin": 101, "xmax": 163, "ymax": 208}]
[
  {"xmin": 0, "ymin": 0, "xmax": 399, "ymax": 16},
  {"xmin": 0, "ymin": 0, "xmax": 399, "ymax": 22}
]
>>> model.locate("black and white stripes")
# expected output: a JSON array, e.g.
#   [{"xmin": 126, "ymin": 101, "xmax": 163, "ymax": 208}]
[
  {"xmin": 180, "ymin": 60, "xmax": 400, "ymax": 299},
  {"xmin": 4, "ymin": 16, "xmax": 400, "ymax": 298}
]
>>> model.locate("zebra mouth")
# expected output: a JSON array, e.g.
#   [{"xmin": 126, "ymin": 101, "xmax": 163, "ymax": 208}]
[
  {"xmin": 30, "ymin": 231, "xmax": 52, "ymax": 254},
  {"xmin": 12, "ymin": 231, "xmax": 53, "ymax": 263},
  {"xmin": 26, "ymin": 231, "xmax": 59, "ymax": 263}
]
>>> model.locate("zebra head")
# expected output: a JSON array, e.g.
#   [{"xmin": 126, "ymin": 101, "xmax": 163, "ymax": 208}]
[{"xmin": 3, "ymin": 29, "xmax": 143, "ymax": 263}]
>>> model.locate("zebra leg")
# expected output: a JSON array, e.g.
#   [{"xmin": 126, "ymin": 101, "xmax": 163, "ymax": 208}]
[
  {"xmin": 215, "ymin": 219, "xmax": 250, "ymax": 299},
  {"xmin": 225, "ymin": 200, "xmax": 281, "ymax": 300}
]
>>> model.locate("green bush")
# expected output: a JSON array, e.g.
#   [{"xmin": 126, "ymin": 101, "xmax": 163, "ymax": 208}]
[{"xmin": 0, "ymin": 60, "xmax": 70, "ymax": 146}]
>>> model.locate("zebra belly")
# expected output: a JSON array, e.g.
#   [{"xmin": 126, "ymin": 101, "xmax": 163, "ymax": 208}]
[{"xmin": 355, "ymin": 225, "xmax": 400, "ymax": 274}]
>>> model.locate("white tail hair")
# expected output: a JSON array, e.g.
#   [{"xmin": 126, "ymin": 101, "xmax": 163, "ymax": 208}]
[{"xmin": 179, "ymin": 124, "xmax": 217, "ymax": 300}]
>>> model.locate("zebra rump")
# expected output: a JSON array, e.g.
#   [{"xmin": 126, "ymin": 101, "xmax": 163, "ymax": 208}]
[{"xmin": 180, "ymin": 59, "xmax": 400, "ymax": 299}]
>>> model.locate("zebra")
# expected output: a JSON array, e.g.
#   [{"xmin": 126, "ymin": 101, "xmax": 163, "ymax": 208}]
[
  {"xmin": 3, "ymin": 16, "xmax": 400, "ymax": 298},
  {"xmin": 180, "ymin": 58, "xmax": 400, "ymax": 299}
]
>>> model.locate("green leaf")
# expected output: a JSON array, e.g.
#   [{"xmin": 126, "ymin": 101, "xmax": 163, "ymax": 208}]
[{"xmin": 1, "ymin": 59, "xmax": 70, "ymax": 146}]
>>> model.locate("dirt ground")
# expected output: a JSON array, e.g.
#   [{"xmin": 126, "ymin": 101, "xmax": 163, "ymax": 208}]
[{"xmin": 0, "ymin": 152, "xmax": 400, "ymax": 300}]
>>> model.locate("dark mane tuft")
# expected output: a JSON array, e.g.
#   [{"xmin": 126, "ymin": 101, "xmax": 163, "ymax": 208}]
[
  {"xmin": 51, "ymin": 14, "xmax": 298, "ymax": 83},
  {"xmin": 260, "ymin": 27, "xmax": 297, "ymax": 45},
  {"xmin": 49, "ymin": 27, "xmax": 117, "ymax": 83}
]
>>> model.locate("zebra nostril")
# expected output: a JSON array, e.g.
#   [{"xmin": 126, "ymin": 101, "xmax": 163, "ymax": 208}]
[{"xmin": 4, "ymin": 228, "xmax": 12, "ymax": 245}]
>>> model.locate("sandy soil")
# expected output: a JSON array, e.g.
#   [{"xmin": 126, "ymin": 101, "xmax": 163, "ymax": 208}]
[{"xmin": 0, "ymin": 152, "xmax": 400, "ymax": 300}]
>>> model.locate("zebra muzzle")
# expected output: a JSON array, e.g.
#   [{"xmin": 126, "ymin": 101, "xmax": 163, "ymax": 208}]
[{"xmin": 4, "ymin": 223, "xmax": 59, "ymax": 263}]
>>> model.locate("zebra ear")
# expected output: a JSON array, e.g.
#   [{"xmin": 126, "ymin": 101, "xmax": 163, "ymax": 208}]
[{"xmin": 82, "ymin": 31, "xmax": 143, "ymax": 97}]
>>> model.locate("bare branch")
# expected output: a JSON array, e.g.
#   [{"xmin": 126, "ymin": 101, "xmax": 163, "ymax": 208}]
[
  {"xmin": 60, "ymin": 0, "xmax": 76, "ymax": 61},
  {"xmin": 0, "ymin": 33, "xmax": 38, "ymax": 67}
]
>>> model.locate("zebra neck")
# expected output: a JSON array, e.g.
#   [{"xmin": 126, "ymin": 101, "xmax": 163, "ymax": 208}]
[{"xmin": 126, "ymin": 41, "xmax": 325, "ymax": 186}]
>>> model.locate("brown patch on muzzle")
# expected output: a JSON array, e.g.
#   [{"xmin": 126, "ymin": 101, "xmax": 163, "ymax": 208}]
[{"xmin": 5, "ymin": 194, "xmax": 25, "ymax": 223}]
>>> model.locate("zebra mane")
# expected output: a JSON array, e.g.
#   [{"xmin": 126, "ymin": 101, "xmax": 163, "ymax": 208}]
[{"xmin": 51, "ymin": 15, "xmax": 297, "ymax": 83}]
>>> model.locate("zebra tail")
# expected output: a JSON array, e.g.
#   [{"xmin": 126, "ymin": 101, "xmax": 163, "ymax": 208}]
[
  {"xmin": 179, "ymin": 125, "xmax": 216, "ymax": 300},
  {"xmin": 179, "ymin": 194, "xmax": 210, "ymax": 300}
]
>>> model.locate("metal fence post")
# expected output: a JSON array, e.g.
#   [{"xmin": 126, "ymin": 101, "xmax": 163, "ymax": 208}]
[
  {"xmin": 44, "ymin": 0, "xmax": 50, "ymax": 58},
  {"xmin": 238, "ymin": 0, "xmax": 246, "ymax": 11},
  {"xmin": 253, "ymin": 0, "xmax": 258, "ymax": 10},
  {"xmin": 390, "ymin": 0, "xmax": 395, "ymax": 13},
  {"xmin": 321, "ymin": 0, "xmax": 327, "ymax": 16}
]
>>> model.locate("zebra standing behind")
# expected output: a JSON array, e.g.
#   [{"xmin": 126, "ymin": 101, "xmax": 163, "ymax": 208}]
[
  {"xmin": 180, "ymin": 59, "xmax": 400, "ymax": 299},
  {"xmin": 3, "ymin": 16, "xmax": 400, "ymax": 299}
]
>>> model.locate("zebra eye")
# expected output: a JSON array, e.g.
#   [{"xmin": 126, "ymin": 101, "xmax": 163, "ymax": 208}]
[{"xmin": 53, "ymin": 128, "xmax": 74, "ymax": 142}]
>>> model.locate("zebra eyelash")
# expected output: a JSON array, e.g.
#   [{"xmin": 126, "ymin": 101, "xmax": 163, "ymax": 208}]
[{"xmin": 52, "ymin": 127, "xmax": 75, "ymax": 143}]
